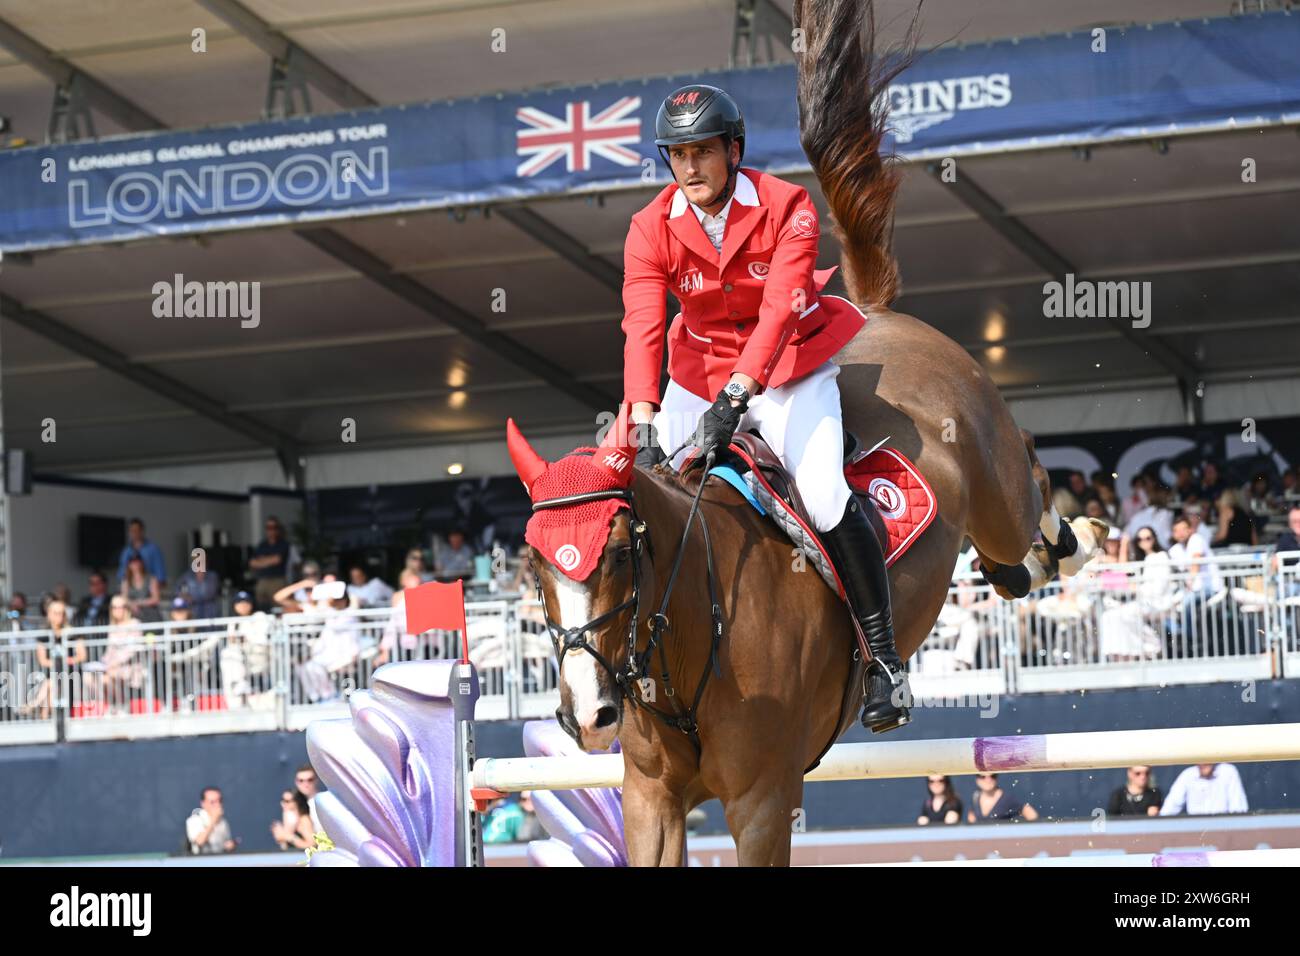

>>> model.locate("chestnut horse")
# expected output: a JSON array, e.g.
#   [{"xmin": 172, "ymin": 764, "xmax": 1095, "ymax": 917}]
[{"xmin": 507, "ymin": 0, "xmax": 1104, "ymax": 866}]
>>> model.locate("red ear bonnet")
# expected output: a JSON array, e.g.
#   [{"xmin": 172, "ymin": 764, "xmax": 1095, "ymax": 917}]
[{"xmin": 506, "ymin": 417, "xmax": 548, "ymax": 497}]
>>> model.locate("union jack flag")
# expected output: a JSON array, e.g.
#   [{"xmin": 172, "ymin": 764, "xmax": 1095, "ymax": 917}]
[{"xmin": 515, "ymin": 96, "xmax": 642, "ymax": 178}]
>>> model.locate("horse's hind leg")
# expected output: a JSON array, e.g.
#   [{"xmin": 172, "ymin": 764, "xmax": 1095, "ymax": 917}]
[
  {"xmin": 975, "ymin": 430, "xmax": 1107, "ymax": 599},
  {"xmin": 1020, "ymin": 430, "xmax": 1108, "ymax": 578}
]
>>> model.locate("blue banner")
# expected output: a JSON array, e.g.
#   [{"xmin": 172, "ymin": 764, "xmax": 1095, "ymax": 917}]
[{"xmin": 1, "ymin": 13, "xmax": 1297, "ymax": 252}]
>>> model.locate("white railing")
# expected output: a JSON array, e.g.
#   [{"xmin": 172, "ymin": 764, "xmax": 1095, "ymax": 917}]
[
  {"xmin": 1000, "ymin": 551, "xmax": 1281, "ymax": 693},
  {"xmin": 2, "ymin": 551, "xmax": 1297, "ymax": 742}
]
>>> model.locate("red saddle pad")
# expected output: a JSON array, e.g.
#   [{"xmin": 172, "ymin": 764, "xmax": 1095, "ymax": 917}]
[{"xmin": 845, "ymin": 447, "xmax": 937, "ymax": 567}]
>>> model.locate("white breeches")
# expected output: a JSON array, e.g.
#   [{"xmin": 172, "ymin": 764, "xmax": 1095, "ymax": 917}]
[{"xmin": 653, "ymin": 361, "xmax": 852, "ymax": 532}]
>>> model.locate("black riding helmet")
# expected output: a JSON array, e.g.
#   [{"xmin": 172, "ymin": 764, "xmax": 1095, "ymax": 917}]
[{"xmin": 654, "ymin": 84, "xmax": 746, "ymax": 208}]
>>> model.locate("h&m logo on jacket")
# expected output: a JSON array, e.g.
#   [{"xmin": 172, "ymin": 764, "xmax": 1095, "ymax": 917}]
[{"xmin": 678, "ymin": 268, "xmax": 703, "ymax": 295}]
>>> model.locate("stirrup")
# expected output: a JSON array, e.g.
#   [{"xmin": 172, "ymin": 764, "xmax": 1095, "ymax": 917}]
[{"xmin": 861, "ymin": 661, "xmax": 911, "ymax": 734}]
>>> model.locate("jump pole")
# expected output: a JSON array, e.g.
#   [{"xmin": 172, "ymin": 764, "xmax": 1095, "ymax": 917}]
[{"xmin": 470, "ymin": 722, "xmax": 1300, "ymax": 798}]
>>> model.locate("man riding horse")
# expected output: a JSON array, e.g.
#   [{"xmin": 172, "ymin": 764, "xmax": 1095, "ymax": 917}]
[
  {"xmin": 506, "ymin": 0, "xmax": 1105, "ymax": 865},
  {"xmin": 623, "ymin": 83, "xmax": 910, "ymax": 732}
]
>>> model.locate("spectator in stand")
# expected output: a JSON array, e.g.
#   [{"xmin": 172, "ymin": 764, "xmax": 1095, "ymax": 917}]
[
  {"xmin": 1095, "ymin": 526, "xmax": 1125, "ymax": 578},
  {"xmin": 169, "ymin": 596, "xmax": 194, "ymax": 625},
  {"xmin": 917, "ymin": 775, "xmax": 962, "ymax": 825},
  {"xmin": 121, "ymin": 552, "xmax": 163, "ymax": 623},
  {"xmin": 1211, "ymin": 488, "xmax": 1257, "ymax": 548},
  {"xmin": 1067, "ymin": 471, "xmax": 1096, "ymax": 507},
  {"xmin": 1183, "ymin": 503, "xmax": 1214, "ymax": 551},
  {"xmin": 1106, "ymin": 766, "xmax": 1163, "ymax": 817},
  {"xmin": 1131, "ymin": 525, "xmax": 1170, "ymax": 569},
  {"xmin": 1245, "ymin": 472, "xmax": 1279, "ymax": 519},
  {"xmin": 75, "ymin": 571, "xmax": 113, "ymax": 628},
  {"xmin": 168, "ymin": 597, "xmax": 225, "ymax": 711},
  {"xmin": 274, "ymin": 561, "xmax": 322, "ymax": 613},
  {"xmin": 405, "ymin": 548, "xmax": 434, "ymax": 584},
  {"xmin": 232, "ymin": 590, "xmax": 255, "ymax": 616},
  {"xmin": 26, "ymin": 599, "xmax": 86, "ymax": 720},
  {"xmin": 186, "ymin": 786, "xmax": 237, "ymax": 854},
  {"xmin": 294, "ymin": 764, "xmax": 323, "ymax": 832},
  {"xmin": 116, "ymin": 518, "xmax": 168, "ymax": 587},
  {"xmin": 433, "ymin": 528, "xmax": 477, "ymax": 581},
  {"xmin": 1100, "ymin": 526, "xmax": 1171, "ymax": 661},
  {"xmin": 220, "ymin": 590, "xmax": 272, "ymax": 709},
  {"xmin": 1120, "ymin": 474, "xmax": 1149, "ymax": 528},
  {"xmin": 1281, "ymin": 468, "xmax": 1298, "ymax": 500},
  {"xmin": 376, "ymin": 570, "xmax": 424, "ymax": 666},
  {"xmin": 1173, "ymin": 465, "xmax": 1197, "ymax": 504},
  {"xmin": 1084, "ymin": 498, "xmax": 1108, "ymax": 522},
  {"xmin": 967, "ymin": 773, "xmax": 1038, "ymax": 823},
  {"xmin": 482, "ymin": 791, "xmax": 545, "ymax": 844},
  {"xmin": 6, "ymin": 592, "xmax": 29, "ymax": 630},
  {"xmin": 1159, "ymin": 763, "xmax": 1248, "ymax": 816},
  {"xmin": 1275, "ymin": 509, "xmax": 1300, "ymax": 650},
  {"xmin": 1123, "ymin": 483, "xmax": 1174, "ymax": 556},
  {"xmin": 1092, "ymin": 473, "xmax": 1121, "ymax": 524},
  {"xmin": 1271, "ymin": 505, "xmax": 1300, "ymax": 581},
  {"xmin": 296, "ymin": 582, "xmax": 359, "ymax": 703},
  {"xmin": 271, "ymin": 789, "xmax": 315, "ymax": 851},
  {"xmin": 174, "ymin": 561, "xmax": 221, "ymax": 621},
  {"xmin": 247, "ymin": 516, "xmax": 291, "ymax": 611},
  {"xmin": 101, "ymin": 596, "xmax": 145, "ymax": 714},
  {"xmin": 1198, "ymin": 462, "xmax": 1226, "ymax": 506},
  {"xmin": 346, "ymin": 565, "xmax": 395, "ymax": 609},
  {"xmin": 1169, "ymin": 515, "xmax": 1220, "ymax": 656}
]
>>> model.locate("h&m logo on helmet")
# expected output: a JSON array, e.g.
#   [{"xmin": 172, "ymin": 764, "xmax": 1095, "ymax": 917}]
[
  {"xmin": 555, "ymin": 544, "xmax": 582, "ymax": 571},
  {"xmin": 748, "ymin": 261, "xmax": 770, "ymax": 281},
  {"xmin": 868, "ymin": 478, "xmax": 907, "ymax": 520},
  {"xmin": 671, "ymin": 89, "xmax": 703, "ymax": 107},
  {"xmin": 790, "ymin": 210, "xmax": 818, "ymax": 238}
]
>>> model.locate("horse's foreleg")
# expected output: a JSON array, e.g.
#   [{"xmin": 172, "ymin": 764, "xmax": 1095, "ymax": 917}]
[
  {"xmin": 621, "ymin": 773, "xmax": 687, "ymax": 867},
  {"xmin": 723, "ymin": 775, "xmax": 803, "ymax": 867}
]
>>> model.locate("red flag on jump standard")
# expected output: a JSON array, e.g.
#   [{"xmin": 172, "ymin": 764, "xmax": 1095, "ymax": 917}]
[{"xmin": 404, "ymin": 579, "xmax": 469, "ymax": 660}]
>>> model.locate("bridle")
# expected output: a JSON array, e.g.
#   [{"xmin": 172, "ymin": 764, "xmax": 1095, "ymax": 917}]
[{"xmin": 529, "ymin": 458, "xmax": 725, "ymax": 749}]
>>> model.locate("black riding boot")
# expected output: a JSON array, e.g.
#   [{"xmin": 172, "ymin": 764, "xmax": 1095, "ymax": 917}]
[{"xmin": 819, "ymin": 497, "xmax": 911, "ymax": 733}]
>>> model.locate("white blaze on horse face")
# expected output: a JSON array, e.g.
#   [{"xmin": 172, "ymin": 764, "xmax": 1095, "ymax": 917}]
[{"xmin": 551, "ymin": 573, "xmax": 608, "ymax": 730}]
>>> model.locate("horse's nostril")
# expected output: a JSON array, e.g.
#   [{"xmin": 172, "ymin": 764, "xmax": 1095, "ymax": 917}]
[{"xmin": 594, "ymin": 705, "xmax": 619, "ymax": 729}]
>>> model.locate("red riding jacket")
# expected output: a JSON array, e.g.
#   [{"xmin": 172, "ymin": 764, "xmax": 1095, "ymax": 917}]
[{"xmin": 621, "ymin": 167, "xmax": 865, "ymax": 405}]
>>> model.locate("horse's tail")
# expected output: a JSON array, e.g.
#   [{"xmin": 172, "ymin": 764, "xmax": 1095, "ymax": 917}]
[{"xmin": 792, "ymin": 0, "xmax": 921, "ymax": 309}]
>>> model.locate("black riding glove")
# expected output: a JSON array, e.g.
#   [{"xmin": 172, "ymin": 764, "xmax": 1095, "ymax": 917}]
[
  {"xmin": 634, "ymin": 421, "xmax": 666, "ymax": 469},
  {"xmin": 692, "ymin": 389, "xmax": 746, "ymax": 461}
]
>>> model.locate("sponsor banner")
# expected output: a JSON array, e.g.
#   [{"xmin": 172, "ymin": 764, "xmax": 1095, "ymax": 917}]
[{"xmin": 1, "ymin": 13, "xmax": 1297, "ymax": 251}]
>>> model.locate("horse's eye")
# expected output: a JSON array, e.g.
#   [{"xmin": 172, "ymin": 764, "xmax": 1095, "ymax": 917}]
[{"xmin": 614, "ymin": 546, "xmax": 632, "ymax": 566}]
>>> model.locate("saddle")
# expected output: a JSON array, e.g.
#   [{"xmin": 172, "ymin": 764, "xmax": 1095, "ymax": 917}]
[{"xmin": 723, "ymin": 430, "xmax": 891, "ymax": 593}]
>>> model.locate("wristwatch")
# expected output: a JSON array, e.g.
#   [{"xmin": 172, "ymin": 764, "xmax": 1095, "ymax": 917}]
[{"xmin": 723, "ymin": 381, "xmax": 751, "ymax": 407}]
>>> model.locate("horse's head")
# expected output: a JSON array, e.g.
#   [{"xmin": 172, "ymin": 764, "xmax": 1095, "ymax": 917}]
[{"xmin": 508, "ymin": 413, "xmax": 646, "ymax": 752}]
